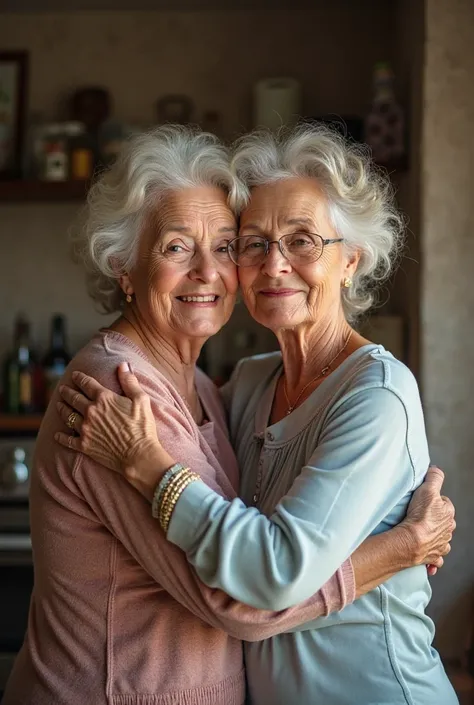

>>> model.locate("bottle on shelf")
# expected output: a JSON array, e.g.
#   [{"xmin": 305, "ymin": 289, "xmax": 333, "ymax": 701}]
[
  {"xmin": 67, "ymin": 122, "xmax": 94, "ymax": 180},
  {"xmin": 364, "ymin": 61, "xmax": 406, "ymax": 168},
  {"xmin": 42, "ymin": 314, "xmax": 71, "ymax": 407},
  {"xmin": 0, "ymin": 447, "xmax": 29, "ymax": 489},
  {"xmin": 42, "ymin": 124, "xmax": 69, "ymax": 182},
  {"xmin": 3, "ymin": 315, "xmax": 36, "ymax": 414}
]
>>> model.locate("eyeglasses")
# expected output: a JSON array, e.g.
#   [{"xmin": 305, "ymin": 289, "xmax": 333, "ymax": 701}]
[{"xmin": 227, "ymin": 233, "xmax": 344, "ymax": 267}]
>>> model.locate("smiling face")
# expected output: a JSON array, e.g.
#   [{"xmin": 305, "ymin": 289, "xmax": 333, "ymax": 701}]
[
  {"xmin": 237, "ymin": 177, "xmax": 359, "ymax": 332},
  {"xmin": 121, "ymin": 186, "xmax": 238, "ymax": 343}
]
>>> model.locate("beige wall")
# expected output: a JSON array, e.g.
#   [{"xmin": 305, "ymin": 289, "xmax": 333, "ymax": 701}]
[
  {"xmin": 0, "ymin": 7, "xmax": 394, "ymax": 138},
  {"xmin": 422, "ymin": 0, "xmax": 474, "ymax": 660},
  {"xmin": 0, "ymin": 4, "xmax": 394, "ymax": 365},
  {"xmin": 0, "ymin": 203, "xmax": 112, "ymax": 359}
]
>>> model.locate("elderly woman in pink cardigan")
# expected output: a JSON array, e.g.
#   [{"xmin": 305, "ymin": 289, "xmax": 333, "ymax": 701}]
[{"xmin": 4, "ymin": 126, "xmax": 454, "ymax": 705}]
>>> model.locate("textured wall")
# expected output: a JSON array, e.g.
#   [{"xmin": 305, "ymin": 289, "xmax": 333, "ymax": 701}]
[
  {"xmin": 0, "ymin": 203, "xmax": 113, "ymax": 359},
  {"xmin": 0, "ymin": 5, "xmax": 394, "ymax": 364},
  {"xmin": 422, "ymin": 0, "xmax": 474, "ymax": 660},
  {"xmin": 0, "ymin": 7, "xmax": 393, "ymax": 139}
]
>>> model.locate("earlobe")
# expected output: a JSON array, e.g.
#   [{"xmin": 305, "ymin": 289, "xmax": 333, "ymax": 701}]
[
  {"xmin": 119, "ymin": 274, "xmax": 134, "ymax": 305},
  {"xmin": 118, "ymin": 273, "xmax": 134, "ymax": 298}
]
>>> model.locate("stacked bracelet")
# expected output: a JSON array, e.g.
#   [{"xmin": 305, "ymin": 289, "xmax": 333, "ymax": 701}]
[
  {"xmin": 158, "ymin": 468, "xmax": 190, "ymax": 525},
  {"xmin": 159, "ymin": 469, "xmax": 200, "ymax": 532},
  {"xmin": 151, "ymin": 463, "xmax": 187, "ymax": 519},
  {"xmin": 152, "ymin": 465, "xmax": 200, "ymax": 533}
]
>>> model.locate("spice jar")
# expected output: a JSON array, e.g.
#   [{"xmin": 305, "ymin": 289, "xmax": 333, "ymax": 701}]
[
  {"xmin": 42, "ymin": 124, "xmax": 68, "ymax": 181},
  {"xmin": 66, "ymin": 122, "xmax": 94, "ymax": 180}
]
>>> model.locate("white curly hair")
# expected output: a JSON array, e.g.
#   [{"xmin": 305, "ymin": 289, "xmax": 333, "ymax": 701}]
[
  {"xmin": 229, "ymin": 124, "xmax": 405, "ymax": 321},
  {"xmin": 72, "ymin": 125, "xmax": 236, "ymax": 313}
]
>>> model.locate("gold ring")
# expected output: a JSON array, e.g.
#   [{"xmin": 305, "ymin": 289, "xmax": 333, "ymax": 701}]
[{"xmin": 66, "ymin": 412, "xmax": 78, "ymax": 430}]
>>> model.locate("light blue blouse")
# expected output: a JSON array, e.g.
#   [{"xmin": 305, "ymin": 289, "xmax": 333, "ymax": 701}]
[{"xmin": 168, "ymin": 344, "xmax": 458, "ymax": 705}]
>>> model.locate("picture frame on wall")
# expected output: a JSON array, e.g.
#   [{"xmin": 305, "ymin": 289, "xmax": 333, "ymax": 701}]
[{"xmin": 0, "ymin": 51, "xmax": 28, "ymax": 178}]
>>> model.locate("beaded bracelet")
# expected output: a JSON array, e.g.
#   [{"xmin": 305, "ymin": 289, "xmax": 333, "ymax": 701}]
[
  {"xmin": 160, "ymin": 472, "xmax": 200, "ymax": 532},
  {"xmin": 158, "ymin": 469, "xmax": 198, "ymax": 527},
  {"xmin": 158, "ymin": 471, "xmax": 190, "ymax": 524},
  {"xmin": 151, "ymin": 463, "xmax": 189, "ymax": 519},
  {"xmin": 158, "ymin": 470, "xmax": 192, "ymax": 524},
  {"xmin": 160, "ymin": 471, "xmax": 200, "ymax": 533}
]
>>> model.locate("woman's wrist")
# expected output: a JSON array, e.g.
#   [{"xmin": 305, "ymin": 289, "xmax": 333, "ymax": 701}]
[
  {"xmin": 387, "ymin": 523, "xmax": 418, "ymax": 569},
  {"xmin": 352, "ymin": 525, "xmax": 414, "ymax": 599},
  {"xmin": 396, "ymin": 517, "xmax": 425, "ymax": 566},
  {"xmin": 124, "ymin": 442, "xmax": 176, "ymax": 503}
]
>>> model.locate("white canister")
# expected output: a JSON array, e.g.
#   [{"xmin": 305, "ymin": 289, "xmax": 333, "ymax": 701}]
[{"xmin": 253, "ymin": 77, "xmax": 302, "ymax": 131}]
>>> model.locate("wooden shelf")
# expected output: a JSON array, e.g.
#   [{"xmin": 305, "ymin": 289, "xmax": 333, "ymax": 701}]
[
  {"xmin": 0, "ymin": 414, "xmax": 43, "ymax": 435},
  {"xmin": 0, "ymin": 179, "xmax": 90, "ymax": 202}
]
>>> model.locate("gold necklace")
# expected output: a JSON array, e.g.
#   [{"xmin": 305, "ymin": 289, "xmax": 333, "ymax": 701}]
[{"xmin": 282, "ymin": 330, "xmax": 353, "ymax": 416}]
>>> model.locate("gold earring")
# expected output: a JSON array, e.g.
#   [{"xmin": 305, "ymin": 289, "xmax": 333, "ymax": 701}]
[
  {"xmin": 126, "ymin": 293, "xmax": 133, "ymax": 303},
  {"xmin": 343, "ymin": 277, "xmax": 352, "ymax": 288}
]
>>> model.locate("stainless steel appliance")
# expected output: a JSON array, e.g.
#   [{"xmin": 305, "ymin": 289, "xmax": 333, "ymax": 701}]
[{"xmin": 0, "ymin": 438, "xmax": 34, "ymax": 697}]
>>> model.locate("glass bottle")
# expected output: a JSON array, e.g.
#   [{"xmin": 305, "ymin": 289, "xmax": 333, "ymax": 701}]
[
  {"xmin": 66, "ymin": 121, "xmax": 94, "ymax": 180},
  {"xmin": 0, "ymin": 447, "xmax": 29, "ymax": 488},
  {"xmin": 42, "ymin": 124, "xmax": 69, "ymax": 181},
  {"xmin": 42, "ymin": 314, "xmax": 71, "ymax": 407},
  {"xmin": 3, "ymin": 315, "xmax": 35, "ymax": 414}
]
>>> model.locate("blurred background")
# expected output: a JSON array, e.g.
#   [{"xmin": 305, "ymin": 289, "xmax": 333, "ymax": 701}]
[{"xmin": 0, "ymin": 0, "xmax": 473, "ymax": 701}]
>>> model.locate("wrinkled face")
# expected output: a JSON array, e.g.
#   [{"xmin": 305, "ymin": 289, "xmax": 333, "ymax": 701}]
[
  {"xmin": 123, "ymin": 186, "xmax": 238, "ymax": 342},
  {"xmin": 237, "ymin": 177, "xmax": 358, "ymax": 332}
]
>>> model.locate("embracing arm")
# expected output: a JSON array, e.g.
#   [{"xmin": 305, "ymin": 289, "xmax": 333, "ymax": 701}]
[
  {"xmin": 73, "ymin": 452, "xmax": 344, "ymax": 642},
  {"xmin": 57, "ymin": 364, "xmax": 358, "ymax": 641},
  {"xmin": 157, "ymin": 389, "xmax": 452, "ymax": 610},
  {"xmin": 57, "ymin": 365, "xmax": 453, "ymax": 620},
  {"xmin": 165, "ymin": 388, "xmax": 434, "ymax": 609}
]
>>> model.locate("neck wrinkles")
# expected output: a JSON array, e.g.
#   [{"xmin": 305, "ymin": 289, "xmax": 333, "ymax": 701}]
[
  {"xmin": 276, "ymin": 313, "xmax": 353, "ymax": 391},
  {"xmin": 111, "ymin": 313, "xmax": 204, "ymax": 408}
]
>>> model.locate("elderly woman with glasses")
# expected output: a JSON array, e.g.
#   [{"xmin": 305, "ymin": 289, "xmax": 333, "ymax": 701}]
[{"xmin": 53, "ymin": 125, "xmax": 456, "ymax": 705}]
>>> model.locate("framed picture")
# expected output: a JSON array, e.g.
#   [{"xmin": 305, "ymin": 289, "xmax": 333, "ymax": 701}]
[{"xmin": 0, "ymin": 51, "xmax": 28, "ymax": 178}]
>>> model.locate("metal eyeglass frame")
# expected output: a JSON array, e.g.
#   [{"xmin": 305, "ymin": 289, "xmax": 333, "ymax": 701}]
[{"xmin": 227, "ymin": 233, "xmax": 345, "ymax": 266}]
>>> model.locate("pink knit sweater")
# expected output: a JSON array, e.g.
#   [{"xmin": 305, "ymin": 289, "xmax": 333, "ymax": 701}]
[{"xmin": 3, "ymin": 330, "xmax": 355, "ymax": 705}]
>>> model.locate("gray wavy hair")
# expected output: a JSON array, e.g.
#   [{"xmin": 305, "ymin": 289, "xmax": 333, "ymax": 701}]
[
  {"xmin": 72, "ymin": 125, "xmax": 235, "ymax": 313},
  {"xmin": 229, "ymin": 124, "xmax": 405, "ymax": 321}
]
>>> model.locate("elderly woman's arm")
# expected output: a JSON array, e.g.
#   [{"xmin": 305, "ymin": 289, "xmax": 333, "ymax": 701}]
[
  {"xmin": 164, "ymin": 387, "xmax": 451, "ymax": 609},
  {"xmin": 57, "ymin": 365, "xmax": 453, "ymax": 615},
  {"xmin": 55, "ymin": 360, "xmax": 362, "ymax": 641}
]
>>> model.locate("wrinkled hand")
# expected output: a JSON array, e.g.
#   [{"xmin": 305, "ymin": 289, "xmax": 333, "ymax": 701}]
[
  {"xmin": 55, "ymin": 363, "xmax": 174, "ymax": 492},
  {"xmin": 402, "ymin": 466, "xmax": 456, "ymax": 576}
]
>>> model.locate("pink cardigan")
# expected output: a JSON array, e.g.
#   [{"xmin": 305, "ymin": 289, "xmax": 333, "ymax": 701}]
[{"xmin": 3, "ymin": 331, "xmax": 355, "ymax": 705}]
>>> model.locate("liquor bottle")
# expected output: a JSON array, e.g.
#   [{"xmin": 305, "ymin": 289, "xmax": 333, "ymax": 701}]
[
  {"xmin": 364, "ymin": 61, "xmax": 406, "ymax": 168},
  {"xmin": 3, "ymin": 315, "xmax": 35, "ymax": 414},
  {"xmin": 42, "ymin": 314, "xmax": 71, "ymax": 407}
]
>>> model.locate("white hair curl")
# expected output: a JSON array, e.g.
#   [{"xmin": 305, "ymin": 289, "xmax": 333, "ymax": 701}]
[
  {"xmin": 229, "ymin": 124, "xmax": 405, "ymax": 321},
  {"xmin": 72, "ymin": 125, "xmax": 235, "ymax": 313}
]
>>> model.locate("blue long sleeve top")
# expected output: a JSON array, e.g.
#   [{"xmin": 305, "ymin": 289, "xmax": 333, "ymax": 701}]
[{"xmin": 168, "ymin": 344, "xmax": 458, "ymax": 705}]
